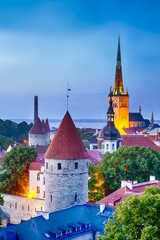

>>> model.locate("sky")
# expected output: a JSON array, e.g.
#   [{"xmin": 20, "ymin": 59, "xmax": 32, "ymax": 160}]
[{"xmin": 0, "ymin": 0, "xmax": 160, "ymax": 120}]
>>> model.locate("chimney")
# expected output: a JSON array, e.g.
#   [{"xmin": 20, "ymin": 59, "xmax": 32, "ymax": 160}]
[
  {"xmin": 100, "ymin": 203, "xmax": 105, "ymax": 213},
  {"xmin": 121, "ymin": 180, "xmax": 132, "ymax": 190},
  {"xmin": 150, "ymin": 176, "xmax": 155, "ymax": 182},
  {"xmin": 34, "ymin": 96, "xmax": 38, "ymax": 123}
]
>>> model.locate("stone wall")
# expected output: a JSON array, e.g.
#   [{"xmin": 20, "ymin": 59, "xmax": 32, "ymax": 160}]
[
  {"xmin": 1, "ymin": 194, "xmax": 45, "ymax": 224},
  {"xmin": 29, "ymin": 133, "xmax": 47, "ymax": 146},
  {"xmin": 45, "ymin": 158, "xmax": 88, "ymax": 212},
  {"xmin": 70, "ymin": 232, "xmax": 93, "ymax": 240}
]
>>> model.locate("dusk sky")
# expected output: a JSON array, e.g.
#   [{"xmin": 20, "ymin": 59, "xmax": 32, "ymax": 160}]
[{"xmin": 0, "ymin": 0, "xmax": 160, "ymax": 120}]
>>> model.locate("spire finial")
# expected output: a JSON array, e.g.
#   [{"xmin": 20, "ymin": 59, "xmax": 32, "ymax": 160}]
[
  {"xmin": 67, "ymin": 83, "xmax": 71, "ymax": 111},
  {"xmin": 151, "ymin": 112, "xmax": 154, "ymax": 125}
]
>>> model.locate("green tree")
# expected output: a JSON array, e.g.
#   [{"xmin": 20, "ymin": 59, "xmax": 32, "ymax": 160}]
[
  {"xmin": 98, "ymin": 185, "xmax": 160, "ymax": 240},
  {"xmin": 0, "ymin": 135, "xmax": 14, "ymax": 151},
  {"xmin": 98, "ymin": 146, "xmax": 160, "ymax": 195},
  {"xmin": 0, "ymin": 195, "xmax": 4, "ymax": 228},
  {"xmin": 88, "ymin": 162, "xmax": 104, "ymax": 202},
  {"xmin": 0, "ymin": 145, "xmax": 37, "ymax": 195}
]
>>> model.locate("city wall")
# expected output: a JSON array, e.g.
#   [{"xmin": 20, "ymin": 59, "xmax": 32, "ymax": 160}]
[{"xmin": 1, "ymin": 194, "xmax": 45, "ymax": 224}]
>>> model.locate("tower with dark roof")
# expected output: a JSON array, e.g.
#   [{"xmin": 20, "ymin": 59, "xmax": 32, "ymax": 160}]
[
  {"xmin": 109, "ymin": 37, "xmax": 129, "ymax": 134},
  {"xmin": 98, "ymin": 98, "xmax": 121, "ymax": 153},
  {"xmin": 29, "ymin": 96, "xmax": 50, "ymax": 147},
  {"xmin": 45, "ymin": 111, "xmax": 89, "ymax": 213}
]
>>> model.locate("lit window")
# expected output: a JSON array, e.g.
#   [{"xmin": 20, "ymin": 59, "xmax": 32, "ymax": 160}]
[
  {"xmin": 58, "ymin": 163, "xmax": 61, "ymax": 170},
  {"xmin": 37, "ymin": 174, "xmax": 40, "ymax": 181},
  {"xmin": 45, "ymin": 233, "xmax": 50, "ymax": 238},
  {"xmin": 75, "ymin": 162, "xmax": 78, "ymax": 169},
  {"xmin": 28, "ymin": 205, "xmax": 29, "ymax": 211},
  {"xmin": 37, "ymin": 186, "xmax": 40, "ymax": 193}
]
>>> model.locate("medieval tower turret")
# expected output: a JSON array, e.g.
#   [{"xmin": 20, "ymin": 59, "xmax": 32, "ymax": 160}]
[
  {"xmin": 109, "ymin": 37, "xmax": 129, "ymax": 134},
  {"xmin": 45, "ymin": 111, "xmax": 89, "ymax": 213},
  {"xmin": 29, "ymin": 96, "xmax": 50, "ymax": 146}
]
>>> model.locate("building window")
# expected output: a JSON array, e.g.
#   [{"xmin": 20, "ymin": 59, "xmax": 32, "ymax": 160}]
[
  {"xmin": 41, "ymin": 207, "xmax": 43, "ymax": 211},
  {"xmin": 37, "ymin": 174, "xmax": 40, "ymax": 181},
  {"xmin": 58, "ymin": 163, "xmax": 61, "ymax": 170},
  {"xmin": 112, "ymin": 144, "xmax": 114, "ymax": 150},
  {"xmin": 66, "ymin": 230, "xmax": 72, "ymax": 235},
  {"xmin": 35, "ymin": 208, "xmax": 36, "ymax": 212},
  {"xmin": 22, "ymin": 206, "xmax": 24, "ymax": 210},
  {"xmin": 50, "ymin": 195, "xmax": 52, "ymax": 202},
  {"xmin": 10, "ymin": 204, "xmax": 11, "ymax": 209},
  {"xmin": 85, "ymin": 223, "xmax": 91, "ymax": 228},
  {"xmin": 86, "ymin": 162, "xmax": 88, "ymax": 168},
  {"xmin": 28, "ymin": 205, "xmax": 29, "ymax": 211},
  {"xmin": 37, "ymin": 186, "xmax": 40, "ymax": 193},
  {"xmin": 106, "ymin": 143, "xmax": 109, "ymax": 150},
  {"xmin": 46, "ymin": 162, "xmax": 48, "ymax": 169},
  {"xmin": 51, "ymin": 165, "xmax": 53, "ymax": 172},
  {"xmin": 43, "ymin": 191, "xmax": 45, "ymax": 198},
  {"xmin": 75, "ymin": 193, "xmax": 77, "ymax": 202},
  {"xmin": 15, "ymin": 203, "xmax": 17, "ymax": 209},
  {"xmin": 56, "ymin": 233, "xmax": 62, "ymax": 238},
  {"xmin": 43, "ymin": 177, "xmax": 45, "ymax": 185},
  {"xmin": 75, "ymin": 162, "xmax": 78, "ymax": 169},
  {"xmin": 76, "ymin": 226, "xmax": 81, "ymax": 231}
]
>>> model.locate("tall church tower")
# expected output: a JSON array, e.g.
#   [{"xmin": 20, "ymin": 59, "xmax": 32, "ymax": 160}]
[
  {"xmin": 109, "ymin": 37, "xmax": 129, "ymax": 134},
  {"xmin": 45, "ymin": 111, "xmax": 89, "ymax": 213}
]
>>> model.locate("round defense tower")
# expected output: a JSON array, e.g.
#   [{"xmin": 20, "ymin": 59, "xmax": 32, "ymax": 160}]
[{"xmin": 45, "ymin": 111, "xmax": 89, "ymax": 212}]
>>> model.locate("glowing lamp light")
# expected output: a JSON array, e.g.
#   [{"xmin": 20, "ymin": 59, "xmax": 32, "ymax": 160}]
[{"xmin": 28, "ymin": 191, "xmax": 36, "ymax": 199}]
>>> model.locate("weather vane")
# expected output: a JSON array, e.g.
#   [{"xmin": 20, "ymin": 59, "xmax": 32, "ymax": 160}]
[{"xmin": 67, "ymin": 83, "xmax": 71, "ymax": 111}]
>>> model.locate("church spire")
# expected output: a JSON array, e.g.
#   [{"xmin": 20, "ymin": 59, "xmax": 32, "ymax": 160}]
[{"xmin": 113, "ymin": 37, "xmax": 126, "ymax": 95}]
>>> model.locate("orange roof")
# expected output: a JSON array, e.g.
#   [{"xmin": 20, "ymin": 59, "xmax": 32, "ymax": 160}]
[
  {"xmin": 29, "ymin": 117, "xmax": 45, "ymax": 134},
  {"xmin": 45, "ymin": 111, "xmax": 89, "ymax": 160}
]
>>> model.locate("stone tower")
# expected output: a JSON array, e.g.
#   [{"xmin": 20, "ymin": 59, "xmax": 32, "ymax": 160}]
[
  {"xmin": 45, "ymin": 111, "xmax": 89, "ymax": 213},
  {"xmin": 109, "ymin": 37, "xmax": 129, "ymax": 134},
  {"xmin": 29, "ymin": 96, "xmax": 50, "ymax": 146},
  {"xmin": 98, "ymin": 98, "xmax": 121, "ymax": 153}
]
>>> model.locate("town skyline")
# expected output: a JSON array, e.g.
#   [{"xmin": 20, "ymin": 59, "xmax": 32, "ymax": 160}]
[{"xmin": 0, "ymin": 0, "xmax": 160, "ymax": 120}]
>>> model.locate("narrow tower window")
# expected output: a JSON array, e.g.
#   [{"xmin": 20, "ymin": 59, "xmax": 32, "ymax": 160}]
[
  {"xmin": 46, "ymin": 162, "xmax": 48, "ymax": 169},
  {"xmin": 75, "ymin": 193, "xmax": 77, "ymax": 202},
  {"xmin": 58, "ymin": 163, "xmax": 61, "ymax": 170},
  {"xmin": 50, "ymin": 195, "xmax": 52, "ymax": 202},
  {"xmin": 75, "ymin": 162, "xmax": 78, "ymax": 169}
]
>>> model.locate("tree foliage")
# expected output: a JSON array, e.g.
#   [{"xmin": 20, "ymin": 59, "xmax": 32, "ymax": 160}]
[
  {"xmin": 0, "ymin": 145, "xmax": 37, "ymax": 195},
  {"xmin": 88, "ymin": 162, "xmax": 104, "ymax": 202},
  {"xmin": 0, "ymin": 135, "xmax": 14, "ymax": 151},
  {"xmin": 0, "ymin": 119, "xmax": 32, "ymax": 144},
  {"xmin": 98, "ymin": 146, "xmax": 160, "ymax": 195},
  {"xmin": 98, "ymin": 186, "xmax": 160, "ymax": 240}
]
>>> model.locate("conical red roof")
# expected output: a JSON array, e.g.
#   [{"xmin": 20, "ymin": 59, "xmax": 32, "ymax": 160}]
[
  {"xmin": 45, "ymin": 118, "xmax": 50, "ymax": 133},
  {"xmin": 45, "ymin": 111, "xmax": 89, "ymax": 159},
  {"xmin": 29, "ymin": 117, "xmax": 45, "ymax": 134}
]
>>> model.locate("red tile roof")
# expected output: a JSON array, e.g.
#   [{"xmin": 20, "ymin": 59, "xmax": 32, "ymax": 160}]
[
  {"xmin": 29, "ymin": 117, "xmax": 45, "ymax": 134},
  {"xmin": 87, "ymin": 149, "xmax": 102, "ymax": 165},
  {"xmin": 123, "ymin": 127, "xmax": 144, "ymax": 135},
  {"xmin": 97, "ymin": 180, "xmax": 160, "ymax": 206},
  {"xmin": 45, "ymin": 111, "xmax": 89, "ymax": 159},
  {"xmin": 29, "ymin": 162, "xmax": 44, "ymax": 171},
  {"xmin": 35, "ymin": 145, "xmax": 49, "ymax": 154},
  {"xmin": 122, "ymin": 135, "xmax": 160, "ymax": 153},
  {"xmin": 45, "ymin": 118, "xmax": 50, "ymax": 133}
]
